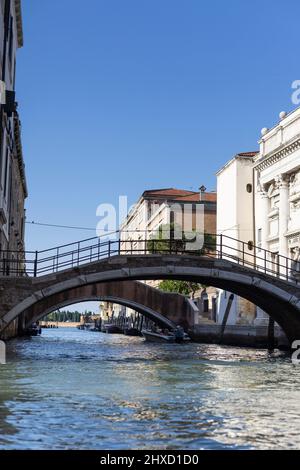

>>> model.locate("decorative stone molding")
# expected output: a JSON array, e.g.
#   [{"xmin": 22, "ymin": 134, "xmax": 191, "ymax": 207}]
[
  {"xmin": 255, "ymin": 138, "xmax": 300, "ymax": 171},
  {"xmin": 268, "ymin": 208, "xmax": 279, "ymax": 219},
  {"xmin": 287, "ymin": 233, "xmax": 300, "ymax": 254},
  {"xmin": 289, "ymin": 193, "xmax": 300, "ymax": 203},
  {"xmin": 275, "ymin": 174, "xmax": 290, "ymax": 189}
]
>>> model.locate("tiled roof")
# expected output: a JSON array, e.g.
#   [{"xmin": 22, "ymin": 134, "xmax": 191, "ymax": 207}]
[
  {"xmin": 142, "ymin": 188, "xmax": 216, "ymax": 203},
  {"xmin": 237, "ymin": 151, "xmax": 259, "ymax": 157}
]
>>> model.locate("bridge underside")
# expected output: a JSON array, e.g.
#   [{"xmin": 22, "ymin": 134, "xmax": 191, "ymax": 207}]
[
  {"xmin": 0, "ymin": 255, "xmax": 300, "ymax": 345},
  {"xmin": 21, "ymin": 280, "xmax": 192, "ymax": 331}
]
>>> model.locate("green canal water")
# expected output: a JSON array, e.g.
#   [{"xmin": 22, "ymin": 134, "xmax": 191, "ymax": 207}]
[{"xmin": 0, "ymin": 328, "xmax": 299, "ymax": 450}]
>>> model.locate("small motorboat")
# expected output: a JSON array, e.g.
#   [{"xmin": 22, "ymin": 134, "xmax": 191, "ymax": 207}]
[
  {"xmin": 105, "ymin": 324, "xmax": 123, "ymax": 334},
  {"xmin": 24, "ymin": 323, "xmax": 42, "ymax": 337},
  {"xmin": 124, "ymin": 328, "xmax": 142, "ymax": 337},
  {"xmin": 142, "ymin": 330, "xmax": 176, "ymax": 343},
  {"xmin": 142, "ymin": 326, "xmax": 190, "ymax": 343}
]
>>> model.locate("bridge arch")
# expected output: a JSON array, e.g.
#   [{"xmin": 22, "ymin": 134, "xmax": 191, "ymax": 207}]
[
  {"xmin": 22, "ymin": 292, "xmax": 176, "ymax": 331},
  {"xmin": 0, "ymin": 255, "xmax": 300, "ymax": 344}
]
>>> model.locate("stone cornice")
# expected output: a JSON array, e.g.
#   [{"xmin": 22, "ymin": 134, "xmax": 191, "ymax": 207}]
[
  {"xmin": 14, "ymin": 0, "xmax": 24, "ymax": 48},
  {"xmin": 286, "ymin": 229, "xmax": 300, "ymax": 239},
  {"xmin": 254, "ymin": 137, "xmax": 300, "ymax": 172}
]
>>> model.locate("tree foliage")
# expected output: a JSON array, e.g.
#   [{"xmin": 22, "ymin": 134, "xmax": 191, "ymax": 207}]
[
  {"xmin": 147, "ymin": 223, "xmax": 216, "ymax": 255},
  {"xmin": 45, "ymin": 310, "xmax": 93, "ymax": 322},
  {"xmin": 159, "ymin": 279, "xmax": 200, "ymax": 298}
]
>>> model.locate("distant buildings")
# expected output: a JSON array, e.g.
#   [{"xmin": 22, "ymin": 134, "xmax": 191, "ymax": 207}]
[
  {"xmin": 116, "ymin": 187, "xmax": 217, "ymax": 321},
  {"xmin": 120, "ymin": 187, "xmax": 216, "ymax": 249},
  {"xmin": 0, "ymin": 0, "xmax": 27, "ymax": 273}
]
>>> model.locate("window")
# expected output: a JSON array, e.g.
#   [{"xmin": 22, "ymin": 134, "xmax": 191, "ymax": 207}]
[
  {"xmin": 246, "ymin": 183, "xmax": 252, "ymax": 193},
  {"xmin": 13, "ymin": 57, "xmax": 16, "ymax": 89},
  {"xmin": 0, "ymin": 131, "xmax": 4, "ymax": 183},
  {"xmin": 270, "ymin": 218, "xmax": 279, "ymax": 237},
  {"xmin": 3, "ymin": 147, "xmax": 9, "ymax": 198},
  {"xmin": 8, "ymin": 16, "xmax": 14, "ymax": 66}
]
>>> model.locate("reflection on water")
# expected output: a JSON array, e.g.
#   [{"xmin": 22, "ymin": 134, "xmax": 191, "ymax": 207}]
[{"xmin": 0, "ymin": 328, "xmax": 299, "ymax": 450}]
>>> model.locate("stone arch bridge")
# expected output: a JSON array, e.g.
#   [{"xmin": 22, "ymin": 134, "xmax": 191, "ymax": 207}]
[{"xmin": 0, "ymin": 253, "xmax": 300, "ymax": 345}]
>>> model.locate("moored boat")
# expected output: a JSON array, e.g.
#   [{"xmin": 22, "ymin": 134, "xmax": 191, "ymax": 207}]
[
  {"xmin": 142, "ymin": 330, "xmax": 176, "ymax": 343},
  {"xmin": 124, "ymin": 328, "xmax": 142, "ymax": 337},
  {"xmin": 105, "ymin": 324, "xmax": 123, "ymax": 334},
  {"xmin": 24, "ymin": 324, "xmax": 42, "ymax": 337},
  {"xmin": 142, "ymin": 326, "xmax": 190, "ymax": 343}
]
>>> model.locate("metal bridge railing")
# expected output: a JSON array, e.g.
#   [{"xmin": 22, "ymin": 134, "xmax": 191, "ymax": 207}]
[{"xmin": 0, "ymin": 233, "xmax": 299, "ymax": 285}]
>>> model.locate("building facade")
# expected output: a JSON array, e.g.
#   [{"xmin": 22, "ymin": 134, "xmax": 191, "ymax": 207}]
[
  {"xmin": 216, "ymin": 106, "xmax": 300, "ymax": 327},
  {"xmin": 0, "ymin": 0, "xmax": 27, "ymax": 272},
  {"xmin": 216, "ymin": 152, "xmax": 258, "ymax": 324},
  {"xmin": 117, "ymin": 187, "xmax": 217, "ymax": 321},
  {"xmin": 254, "ymin": 107, "xmax": 300, "ymax": 323},
  {"xmin": 0, "ymin": 0, "xmax": 27, "ymax": 338},
  {"xmin": 255, "ymin": 108, "xmax": 300, "ymax": 268},
  {"xmin": 120, "ymin": 187, "xmax": 217, "ymax": 248}
]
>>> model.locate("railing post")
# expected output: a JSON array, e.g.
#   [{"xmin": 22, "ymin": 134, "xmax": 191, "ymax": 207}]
[
  {"xmin": 56, "ymin": 247, "xmax": 59, "ymax": 272},
  {"xmin": 220, "ymin": 234, "xmax": 223, "ymax": 259},
  {"xmin": 34, "ymin": 251, "xmax": 38, "ymax": 277},
  {"xmin": 108, "ymin": 240, "xmax": 111, "ymax": 258},
  {"xmin": 118, "ymin": 238, "xmax": 121, "ymax": 255}
]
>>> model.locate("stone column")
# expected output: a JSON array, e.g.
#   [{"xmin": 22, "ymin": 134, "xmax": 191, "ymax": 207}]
[
  {"xmin": 255, "ymin": 189, "xmax": 270, "ymax": 326},
  {"xmin": 260, "ymin": 191, "xmax": 269, "ymax": 250},
  {"xmin": 277, "ymin": 174, "xmax": 290, "ymax": 257}
]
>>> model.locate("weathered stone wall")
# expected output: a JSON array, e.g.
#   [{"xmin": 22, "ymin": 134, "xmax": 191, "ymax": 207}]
[{"xmin": 0, "ymin": 274, "xmax": 200, "ymax": 337}]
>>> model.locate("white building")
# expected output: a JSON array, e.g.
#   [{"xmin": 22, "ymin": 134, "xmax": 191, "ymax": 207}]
[
  {"xmin": 216, "ymin": 106, "xmax": 300, "ymax": 326},
  {"xmin": 216, "ymin": 152, "xmax": 258, "ymax": 325},
  {"xmin": 253, "ymin": 107, "xmax": 300, "ymax": 323},
  {"xmin": 255, "ymin": 108, "xmax": 300, "ymax": 265}
]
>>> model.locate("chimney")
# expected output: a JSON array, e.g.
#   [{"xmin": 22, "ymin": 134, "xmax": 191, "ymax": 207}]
[{"xmin": 199, "ymin": 185, "xmax": 207, "ymax": 201}]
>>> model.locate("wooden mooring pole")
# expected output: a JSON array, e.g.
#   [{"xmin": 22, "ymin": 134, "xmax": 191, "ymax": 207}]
[{"xmin": 219, "ymin": 294, "xmax": 234, "ymax": 344}]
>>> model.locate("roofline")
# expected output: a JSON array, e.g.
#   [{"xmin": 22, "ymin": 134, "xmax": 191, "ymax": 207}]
[
  {"xmin": 216, "ymin": 152, "xmax": 258, "ymax": 177},
  {"xmin": 14, "ymin": 113, "xmax": 28, "ymax": 198},
  {"xmin": 15, "ymin": 0, "xmax": 24, "ymax": 48},
  {"xmin": 258, "ymin": 105, "xmax": 300, "ymax": 144},
  {"xmin": 142, "ymin": 187, "xmax": 174, "ymax": 195},
  {"xmin": 120, "ymin": 188, "xmax": 216, "ymax": 229}
]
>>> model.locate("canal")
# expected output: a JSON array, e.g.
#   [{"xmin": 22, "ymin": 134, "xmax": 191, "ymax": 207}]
[{"xmin": 0, "ymin": 328, "xmax": 300, "ymax": 450}]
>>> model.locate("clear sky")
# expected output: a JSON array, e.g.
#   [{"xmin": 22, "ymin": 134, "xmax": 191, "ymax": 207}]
[{"xmin": 16, "ymin": 0, "xmax": 300, "ymax": 311}]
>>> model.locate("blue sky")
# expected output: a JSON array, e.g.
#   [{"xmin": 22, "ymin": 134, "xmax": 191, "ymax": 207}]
[{"xmin": 16, "ymin": 0, "xmax": 299, "ymax": 311}]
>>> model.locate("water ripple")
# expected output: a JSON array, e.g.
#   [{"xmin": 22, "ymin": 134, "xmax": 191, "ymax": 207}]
[{"xmin": 0, "ymin": 328, "xmax": 300, "ymax": 449}]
